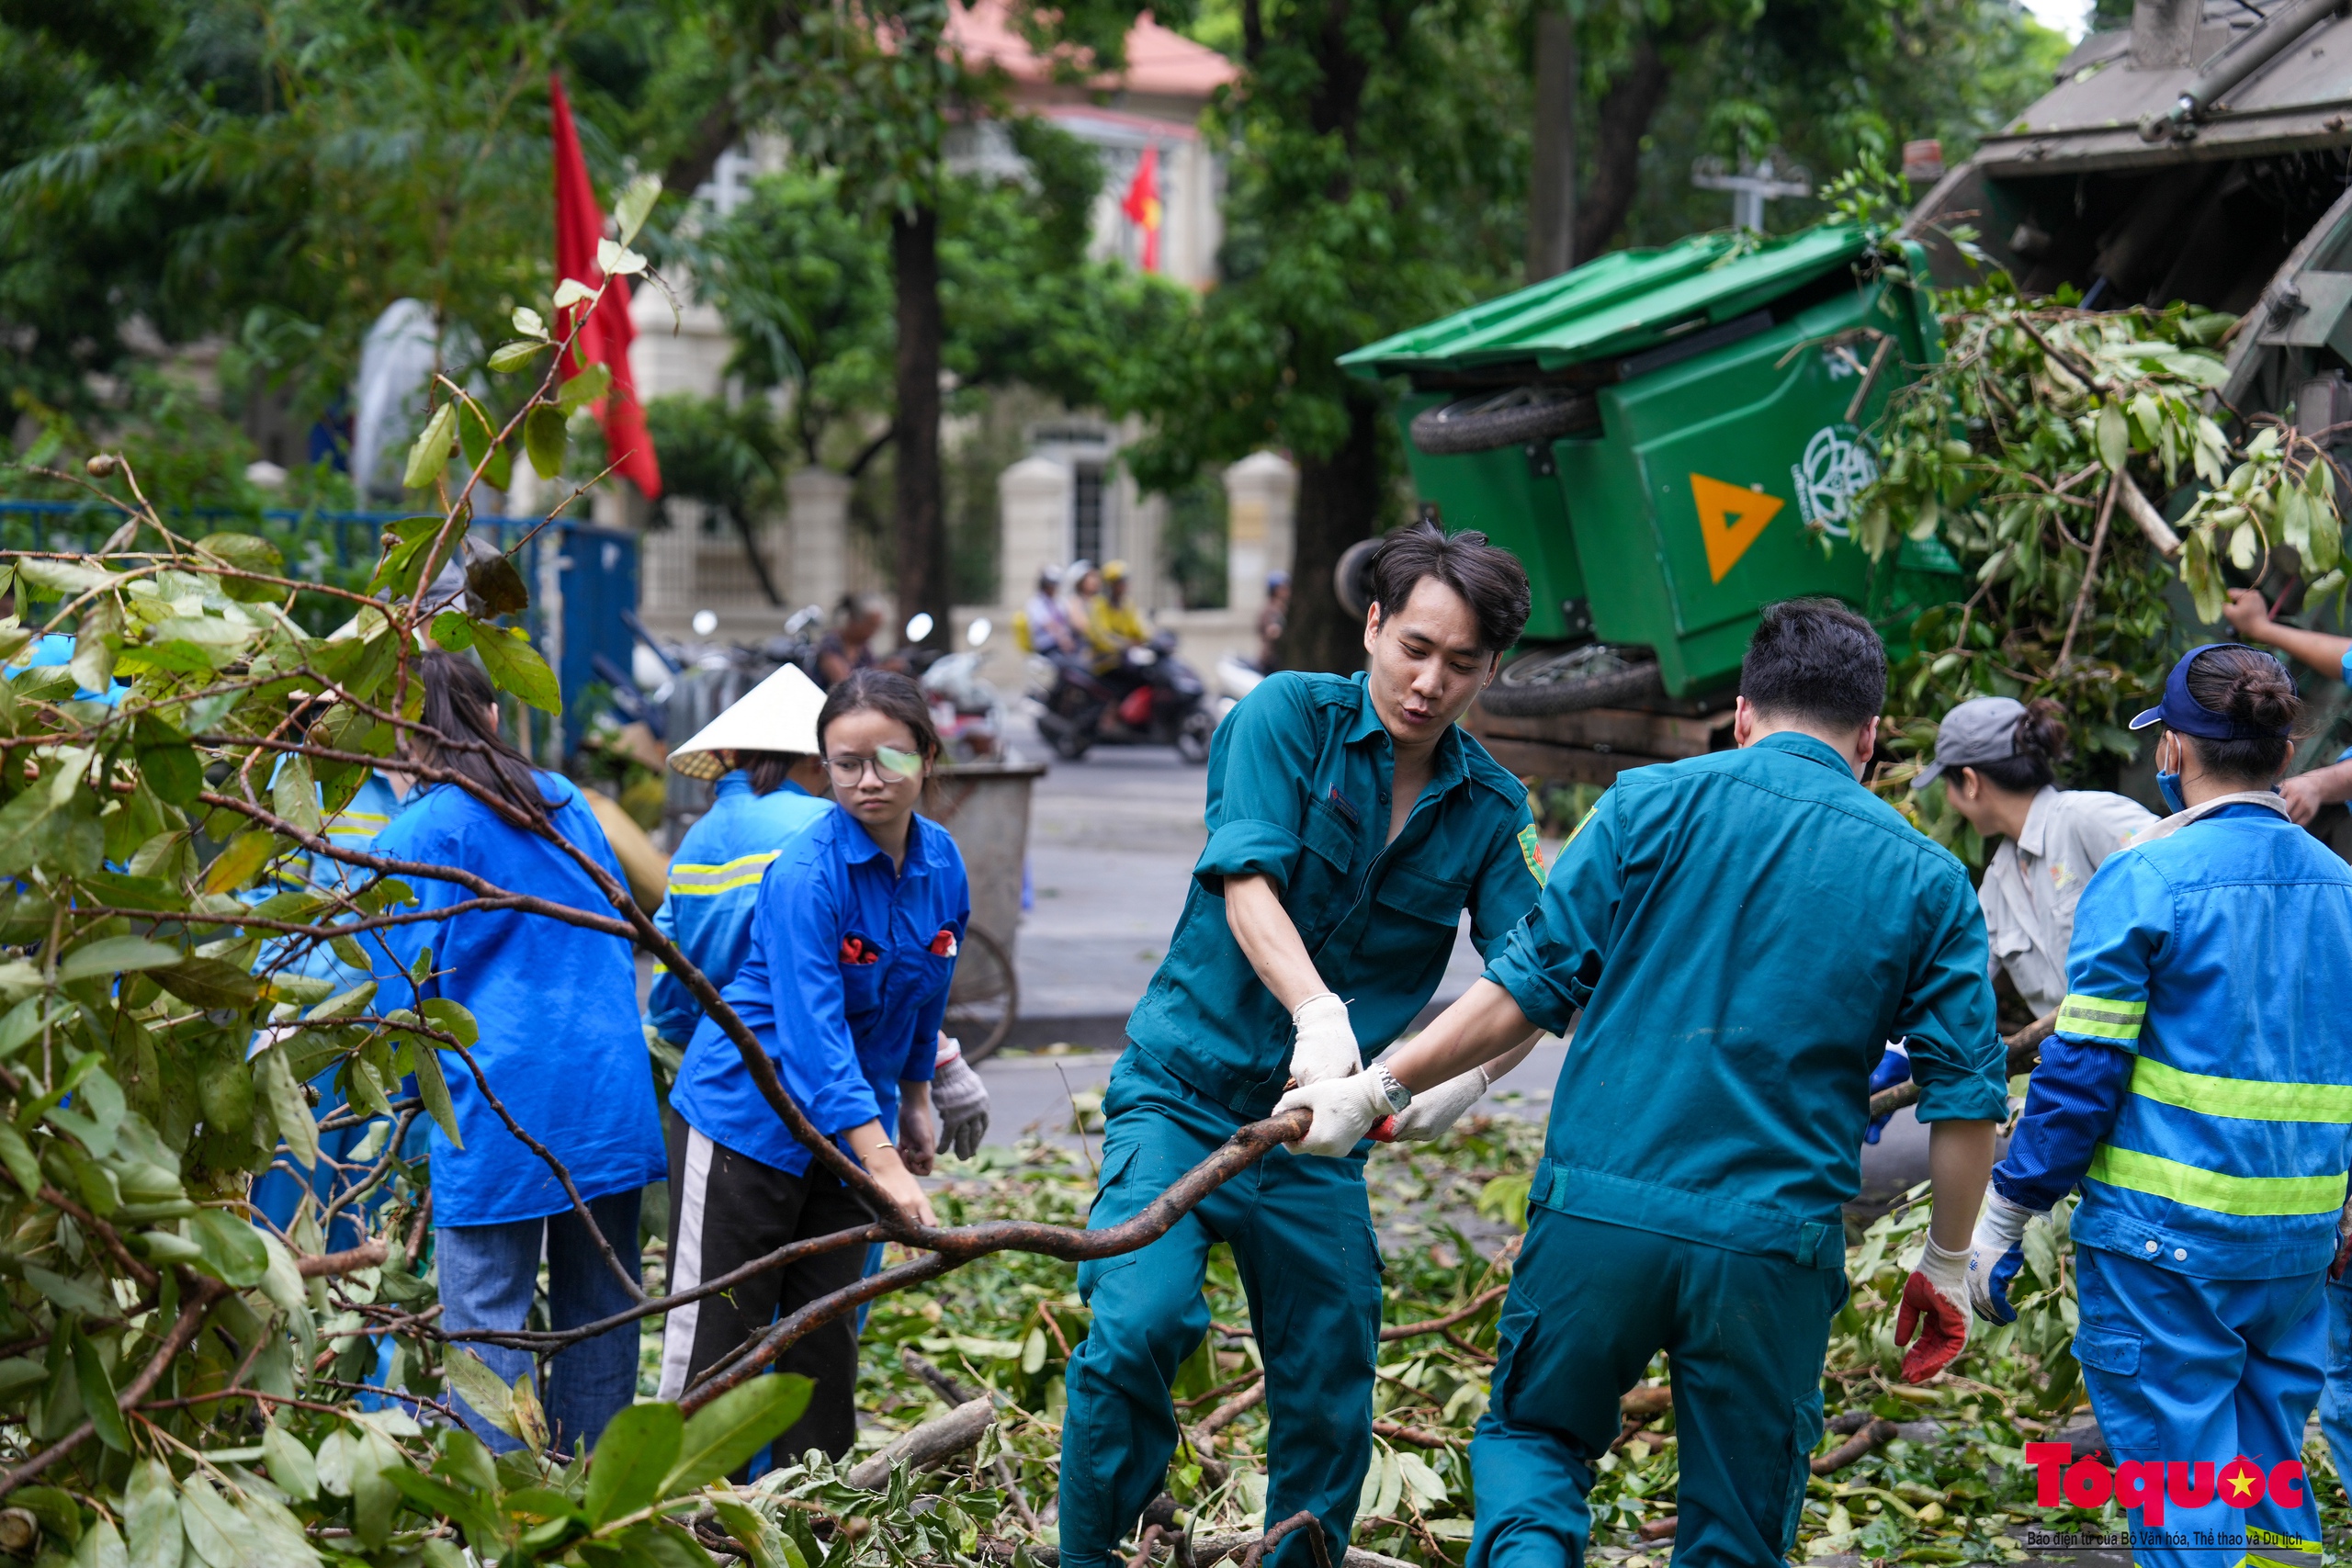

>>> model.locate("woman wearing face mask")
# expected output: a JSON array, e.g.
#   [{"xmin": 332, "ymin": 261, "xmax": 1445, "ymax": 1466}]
[
  {"xmin": 1965, "ymin": 644, "xmax": 2352, "ymax": 1568},
  {"xmin": 1910, "ymin": 696, "xmax": 2155, "ymax": 1022},
  {"xmin": 659, "ymin": 670, "xmax": 967, "ymax": 1461}
]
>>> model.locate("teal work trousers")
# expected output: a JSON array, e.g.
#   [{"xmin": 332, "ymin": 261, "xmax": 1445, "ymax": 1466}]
[
  {"xmin": 1060, "ymin": 1045, "xmax": 1385, "ymax": 1568},
  {"xmin": 1466, "ymin": 1208, "xmax": 1844, "ymax": 1568}
]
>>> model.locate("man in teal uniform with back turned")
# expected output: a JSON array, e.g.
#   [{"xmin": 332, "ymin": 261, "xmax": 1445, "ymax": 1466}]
[
  {"xmin": 1059, "ymin": 523, "xmax": 1551, "ymax": 1568},
  {"xmin": 1283, "ymin": 599, "xmax": 2011, "ymax": 1568}
]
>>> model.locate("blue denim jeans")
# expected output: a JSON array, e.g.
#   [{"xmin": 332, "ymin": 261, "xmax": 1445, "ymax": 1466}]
[{"xmin": 437, "ymin": 1189, "xmax": 643, "ymax": 1458}]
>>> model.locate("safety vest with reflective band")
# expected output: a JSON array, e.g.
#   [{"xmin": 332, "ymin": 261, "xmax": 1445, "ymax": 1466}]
[
  {"xmin": 2059, "ymin": 798, "xmax": 2352, "ymax": 1279},
  {"xmin": 645, "ymin": 772, "xmax": 830, "ymax": 1047}
]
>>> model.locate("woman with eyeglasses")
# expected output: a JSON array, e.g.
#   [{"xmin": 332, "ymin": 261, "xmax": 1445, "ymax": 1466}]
[{"xmin": 660, "ymin": 669, "xmax": 967, "ymax": 1461}]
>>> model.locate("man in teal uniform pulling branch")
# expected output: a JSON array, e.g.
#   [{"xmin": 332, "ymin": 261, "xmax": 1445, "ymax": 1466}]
[
  {"xmin": 1059, "ymin": 524, "xmax": 1552, "ymax": 1568},
  {"xmin": 1283, "ymin": 599, "xmax": 2010, "ymax": 1568}
]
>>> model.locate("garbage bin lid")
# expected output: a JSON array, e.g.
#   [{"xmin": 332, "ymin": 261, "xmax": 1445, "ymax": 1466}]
[{"xmin": 1340, "ymin": 222, "xmax": 1871, "ymax": 381}]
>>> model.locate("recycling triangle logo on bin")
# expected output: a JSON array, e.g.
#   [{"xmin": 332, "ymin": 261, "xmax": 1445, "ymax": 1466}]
[{"xmin": 1690, "ymin": 474, "xmax": 1786, "ymax": 583}]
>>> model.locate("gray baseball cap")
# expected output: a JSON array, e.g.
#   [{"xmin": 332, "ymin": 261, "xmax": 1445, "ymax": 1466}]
[{"xmin": 1912, "ymin": 695, "xmax": 2027, "ymax": 790}]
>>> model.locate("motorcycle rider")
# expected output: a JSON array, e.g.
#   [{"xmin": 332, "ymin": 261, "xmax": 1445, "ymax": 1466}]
[{"xmin": 1019, "ymin": 564, "xmax": 1082, "ymax": 663}]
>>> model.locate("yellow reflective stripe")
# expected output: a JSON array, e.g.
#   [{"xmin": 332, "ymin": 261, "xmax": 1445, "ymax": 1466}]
[
  {"xmin": 326, "ymin": 812, "xmax": 390, "ymax": 837},
  {"xmin": 2058, "ymin": 993, "xmax": 2146, "ymax": 1042},
  {"xmin": 2086, "ymin": 1144, "xmax": 2349, "ymax": 1217},
  {"xmin": 666, "ymin": 851, "xmax": 779, "ymax": 897},
  {"xmin": 2131, "ymin": 1056, "xmax": 2352, "ymax": 1123},
  {"xmin": 650, "ymin": 961, "xmax": 669, "ymax": 976}
]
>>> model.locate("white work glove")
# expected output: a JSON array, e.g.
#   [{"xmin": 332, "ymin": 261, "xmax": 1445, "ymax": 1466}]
[
  {"xmin": 932, "ymin": 1041, "xmax": 990, "ymax": 1160},
  {"xmin": 1288, "ymin": 993, "xmax": 1362, "ymax": 1087},
  {"xmin": 1894, "ymin": 1235, "xmax": 1973, "ymax": 1382},
  {"xmin": 1273, "ymin": 1072, "xmax": 1393, "ymax": 1157},
  {"xmin": 1386, "ymin": 1066, "xmax": 1487, "ymax": 1141},
  {"xmin": 1965, "ymin": 1186, "xmax": 2036, "ymax": 1325}
]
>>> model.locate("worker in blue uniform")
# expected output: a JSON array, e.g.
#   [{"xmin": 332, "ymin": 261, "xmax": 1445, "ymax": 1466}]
[
  {"xmin": 649, "ymin": 663, "xmax": 839, "ymax": 1053},
  {"xmin": 1968, "ymin": 643, "xmax": 2352, "ymax": 1568},
  {"xmin": 662, "ymin": 671, "xmax": 963, "ymax": 1464},
  {"xmin": 367, "ymin": 653, "xmax": 666, "ymax": 1456},
  {"xmin": 1059, "ymin": 524, "xmax": 1552, "ymax": 1568},
  {"xmin": 1287, "ymin": 600, "xmax": 2007, "ymax": 1568}
]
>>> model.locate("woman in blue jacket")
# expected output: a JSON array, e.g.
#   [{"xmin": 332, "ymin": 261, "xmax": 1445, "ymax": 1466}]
[
  {"xmin": 368, "ymin": 654, "xmax": 666, "ymax": 1455},
  {"xmin": 660, "ymin": 670, "xmax": 968, "ymax": 1461},
  {"xmin": 1968, "ymin": 644, "xmax": 2352, "ymax": 1568}
]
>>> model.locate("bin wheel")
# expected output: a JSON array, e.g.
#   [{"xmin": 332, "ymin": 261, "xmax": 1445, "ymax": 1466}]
[
  {"xmin": 1410, "ymin": 388, "xmax": 1600, "ymax": 456},
  {"xmin": 1480, "ymin": 643, "xmax": 1664, "ymax": 716},
  {"xmin": 1175, "ymin": 709, "xmax": 1215, "ymax": 764},
  {"xmin": 946, "ymin": 925, "xmax": 1019, "ymax": 1064}
]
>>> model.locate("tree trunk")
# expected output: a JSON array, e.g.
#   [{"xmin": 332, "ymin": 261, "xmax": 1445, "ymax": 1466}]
[
  {"xmin": 1526, "ymin": 7, "xmax": 1577, "ymax": 281},
  {"xmin": 892, "ymin": 203, "xmax": 948, "ymax": 649},
  {"xmin": 1283, "ymin": 398, "xmax": 1386, "ymax": 674},
  {"xmin": 1573, "ymin": 30, "xmax": 1671, "ymax": 263}
]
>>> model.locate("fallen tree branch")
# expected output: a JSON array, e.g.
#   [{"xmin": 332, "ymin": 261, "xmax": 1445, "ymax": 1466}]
[
  {"xmin": 1812, "ymin": 1416, "xmax": 1902, "ymax": 1474},
  {"xmin": 1377, "ymin": 1283, "xmax": 1510, "ymax": 1342},
  {"xmin": 297, "ymin": 1238, "xmax": 390, "ymax": 1279},
  {"xmin": 1868, "ymin": 1012, "xmax": 2055, "ymax": 1123},
  {"xmin": 1371, "ymin": 1420, "xmax": 1447, "ymax": 1449},
  {"xmin": 846, "ymin": 1397, "xmax": 995, "ymax": 1490}
]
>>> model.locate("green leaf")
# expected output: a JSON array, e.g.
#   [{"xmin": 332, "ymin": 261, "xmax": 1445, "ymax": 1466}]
[
  {"xmin": 665, "ymin": 1374, "xmax": 814, "ymax": 1493},
  {"xmin": 256, "ymin": 1044, "xmax": 318, "ymax": 1170},
  {"xmin": 24, "ymin": 1265, "xmax": 113, "ymax": 1316},
  {"xmin": 351, "ymin": 1424, "xmax": 403, "ymax": 1549},
  {"xmin": 203, "ymin": 830, "xmax": 280, "ymax": 895},
  {"xmin": 383, "ymin": 1462, "xmax": 506, "ymax": 1554},
  {"xmin": 194, "ymin": 533, "xmax": 285, "ymax": 604},
  {"xmin": 0, "ymin": 1121, "xmax": 41, "ymax": 1197},
  {"xmin": 584, "ymin": 1400, "xmax": 684, "ymax": 1526},
  {"xmin": 137, "ymin": 743, "xmax": 201, "ymax": 807},
  {"xmin": 465, "ymin": 550, "xmax": 531, "ymax": 617},
  {"xmin": 124, "ymin": 1460, "xmax": 180, "ymax": 1568},
  {"xmin": 186, "ymin": 1208, "xmax": 268, "ymax": 1288},
  {"xmin": 489, "ymin": 340, "xmax": 544, "ymax": 374},
  {"xmin": 74, "ymin": 1516, "xmax": 127, "ymax": 1568},
  {"xmin": 430, "ymin": 611, "xmax": 475, "ymax": 652},
  {"xmin": 0, "ymin": 786, "xmax": 59, "ymax": 876},
  {"xmin": 411, "ymin": 1004, "xmax": 467, "ymax": 1145},
  {"xmin": 525, "ymin": 403, "xmax": 569, "ymax": 479},
  {"xmin": 444, "ymin": 1348, "xmax": 520, "ymax": 1438},
  {"xmin": 270, "ymin": 755, "xmax": 322, "ymax": 837},
  {"xmin": 156, "ymin": 957, "xmax": 262, "ymax": 1010},
  {"xmin": 614, "ymin": 174, "xmax": 662, "ymax": 246},
  {"xmin": 458, "ymin": 399, "xmax": 514, "ymax": 491},
  {"xmin": 710, "ymin": 1496, "xmax": 788, "ymax": 1568},
  {"xmin": 57, "ymin": 936, "xmax": 180, "ymax": 984},
  {"xmin": 471, "ymin": 626, "xmax": 561, "ymax": 713},
  {"xmin": 71, "ymin": 1326, "xmax": 130, "ymax": 1452},
  {"xmin": 73, "ymin": 598, "xmax": 119, "ymax": 693},
  {"xmin": 404, "ymin": 400, "xmax": 459, "ymax": 491},
  {"xmin": 557, "ymin": 361, "xmax": 611, "ymax": 416},
  {"xmin": 2097, "ymin": 403, "xmax": 2129, "ymax": 470}
]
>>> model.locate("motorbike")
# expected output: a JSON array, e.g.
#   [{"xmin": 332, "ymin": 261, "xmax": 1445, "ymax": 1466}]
[
  {"xmin": 1033, "ymin": 631, "xmax": 1216, "ymax": 763},
  {"xmin": 920, "ymin": 616, "xmax": 1011, "ymax": 762}
]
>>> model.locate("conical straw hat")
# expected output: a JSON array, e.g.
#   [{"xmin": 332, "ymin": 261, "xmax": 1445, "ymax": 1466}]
[{"xmin": 668, "ymin": 663, "xmax": 827, "ymax": 781}]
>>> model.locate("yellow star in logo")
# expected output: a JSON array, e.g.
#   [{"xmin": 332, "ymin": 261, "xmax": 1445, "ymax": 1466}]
[{"xmin": 2225, "ymin": 1472, "xmax": 2256, "ymax": 1500}]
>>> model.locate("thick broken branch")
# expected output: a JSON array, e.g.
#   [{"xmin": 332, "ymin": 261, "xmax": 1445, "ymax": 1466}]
[
  {"xmin": 846, "ymin": 1397, "xmax": 995, "ymax": 1489},
  {"xmin": 1812, "ymin": 1416, "xmax": 1902, "ymax": 1474},
  {"xmin": 1868, "ymin": 1012, "xmax": 2055, "ymax": 1123}
]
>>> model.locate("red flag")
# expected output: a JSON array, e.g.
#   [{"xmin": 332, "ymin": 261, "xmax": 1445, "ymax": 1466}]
[
  {"xmin": 550, "ymin": 73, "xmax": 661, "ymax": 499},
  {"xmin": 1120, "ymin": 144, "xmax": 1163, "ymax": 274}
]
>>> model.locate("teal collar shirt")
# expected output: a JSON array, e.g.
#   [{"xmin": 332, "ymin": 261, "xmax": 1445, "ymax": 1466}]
[
  {"xmin": 1126, "ymin": 671, "xmax": 1547, "ymax": 1119},
  {"xmin": 1487, "ymin": 732, "xmax": 2009, "ymax": 1268}
]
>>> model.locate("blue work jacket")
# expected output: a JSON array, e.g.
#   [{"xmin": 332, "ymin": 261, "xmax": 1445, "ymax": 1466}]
[
  {"xmin": 1487, "ymin": 733, "xmax": 2009, "ymax": 1268},
  {"xmin": 646, "ymin": 773, "xmax": 831, "ymax": 1046},
  {"xmin": 1125, "ymin": 671, "xmax": 1545, "ymax": 1119},
  {"xmin": 671, "ymin": 805, "xmax": 969, "ymax": 1176},
  {"xmin": 366, "ymin": 773, "xmax": 665, "ymax": 1226},
  {"xmin": 266, "ymin": 771, "xmax": 411, "ymax": 998},
  {"xmin": 1998, "ymin": 800, "xmax": 2352, "ymax": 1278}
]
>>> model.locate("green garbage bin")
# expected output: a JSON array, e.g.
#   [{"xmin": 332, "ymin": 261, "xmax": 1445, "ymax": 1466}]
[{"xmin": 1341, "ymin": 222, "xmax": 1963, "ymax": 703}]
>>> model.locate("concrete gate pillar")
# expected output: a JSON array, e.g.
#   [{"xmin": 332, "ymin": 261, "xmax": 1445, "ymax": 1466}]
[
  {"xmin": 998, "ymin": 455, "xmax": 1074, "ymax": 610},
  {"xmin": 786, "ymin": 467, "xmax": 853, "ymax": 615},
  {"xmin": 1223, "ymin": 450, "xmax": 1297, "ymax": 616}
]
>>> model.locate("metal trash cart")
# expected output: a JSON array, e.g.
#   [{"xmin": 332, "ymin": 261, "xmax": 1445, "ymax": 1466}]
[{"xmin": 919, "ymin": 761, "xmax": 1046, "ymax": 1063}]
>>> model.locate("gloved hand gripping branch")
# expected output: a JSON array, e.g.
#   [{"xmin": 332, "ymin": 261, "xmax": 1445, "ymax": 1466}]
[
  {"xmin": 932, "ymin": 1038, "xmax": 990, "ymax": 1160},
  {"xmin": 1865, "ymin": 1040, "xmax": 1912, "ymax": 1145},
  {"xmin": 1275, "ymin": 1066, "xmax": 1408, "ymax": 1156},
  {"xmin": 1387, "ymin": 1066, "xmax": 1487, "ymax": 1141}
]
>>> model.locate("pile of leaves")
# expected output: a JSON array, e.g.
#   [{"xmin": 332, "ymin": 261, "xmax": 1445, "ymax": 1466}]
[{"xmin": 1852, "ymin": 283, "xmax": 2349, "ymax": 853}]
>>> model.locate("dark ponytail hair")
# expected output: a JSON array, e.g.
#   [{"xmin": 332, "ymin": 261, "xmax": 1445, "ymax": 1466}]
[
  {"xmin": 1973, "ymin": 697, "xmax": 2068, "ymax": 793},
  {"xmin": 2181, "ymin": 646, "xmax": 2301, "ymax": 782},
  {"xmin": 817, "ymin": 670, "xmax": 942, "ymax": 767},
  {"xmin": 737, "ymin": 750, "xmax": 808, "ymax": 795},
  {"xmin": 413, "ymin": 651, "xmax": 555, "ymax": 828}
]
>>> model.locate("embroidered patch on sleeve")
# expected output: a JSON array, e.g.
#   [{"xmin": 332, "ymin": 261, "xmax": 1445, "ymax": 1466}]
[{"xmin": 1517, "ymin": 823, "xmax": 1548, "ymax": 886}]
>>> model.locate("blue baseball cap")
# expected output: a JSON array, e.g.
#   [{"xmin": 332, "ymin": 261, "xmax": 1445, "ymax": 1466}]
[{"xmin": 2127, "ymin": 643, "xmax": 2294, "ymax": 739}]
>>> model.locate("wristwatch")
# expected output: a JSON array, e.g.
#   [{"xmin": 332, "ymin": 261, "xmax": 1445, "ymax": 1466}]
[{"xmin": 1372, "ymin": 1064, "xmax": 1413, "ymax": 1112}]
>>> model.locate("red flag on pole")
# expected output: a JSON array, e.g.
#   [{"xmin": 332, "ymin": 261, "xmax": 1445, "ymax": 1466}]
[
  {"xmin": 1120, "ymin": 144, "xmax": 1163, "ymax": 274},
  {"xmin": 550, "ymin": 73, "xmax": 662, "ymax": 499}
]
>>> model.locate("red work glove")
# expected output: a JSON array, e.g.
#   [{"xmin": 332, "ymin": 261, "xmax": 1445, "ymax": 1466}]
[{"xmin": 1894, "ymin": 1238, "xmax": 1972, "ymax": 1382}]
